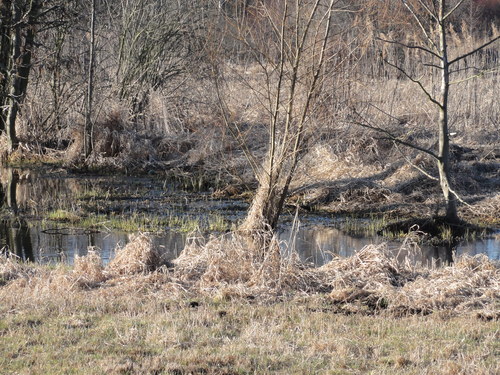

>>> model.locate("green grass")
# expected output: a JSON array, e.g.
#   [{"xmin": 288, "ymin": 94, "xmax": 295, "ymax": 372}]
[
  {"xmin": 75, "ymin": 188, "xmax": 109, "ymax": 200},
  {"xmin": 44, "ymin": 211, "xmax": 231, "ymax": 234},
  {"xmin": 46, "ymin": 209, "xmax": 81, "ymax": 223},
  {"xmin": 340, "ymin": 213, "xmax": 393, "ymax": 236}
]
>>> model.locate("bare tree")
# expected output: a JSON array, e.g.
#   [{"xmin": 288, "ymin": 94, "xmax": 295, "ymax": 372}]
[
  {"xmin": 114, "ymin": 0, "xmax": 198, "ymax": 126},
  {"xmin": 84, "ymin": 0, "xmax": 97, "ymax": 158},
  {"xmin": 355, "ymin": 0, "xmax": 499, "ymax": 224},
  {"xmin": 0, "ymin": 0, "xmax": 43, "ymax": 154},
  {"xmin": 214, "ymin": 0, "xmax": 338, "ymax": 238}
]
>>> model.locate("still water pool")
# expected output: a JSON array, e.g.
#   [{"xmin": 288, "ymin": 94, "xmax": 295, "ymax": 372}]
[{"xmin": 1, "ymin": 167, "xmax": 499, "ymax": 266}]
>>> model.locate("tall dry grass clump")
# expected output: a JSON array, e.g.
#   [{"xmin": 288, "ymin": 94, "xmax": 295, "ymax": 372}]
[
  {"xmin": 73, "ymin": 248, "xmax": 107, "ymax": 287},
  {"xmin": 1, "ymin": 232, "xmax": 498, "ymax": 317},
  {"xmin": 394, "ymin": 254, "xmax": 499, "ymax": 316},
  {"xmin": 173, "ymin": 232, "xmax": 325, "ymax": 297},
  {"xmin": 0, "ymin": 251, "xmax": 27, "ymax": 284},
  {"xmin": 320, "ymin": 244, "xmax": 408, "ymax": 291},
  {"xmin": 318, "ymin": 243, "xmax": 499, "ymax": 316},
  {"xmin": 107, "ymin": 234, "xmax": 162, "ymax": 275}
]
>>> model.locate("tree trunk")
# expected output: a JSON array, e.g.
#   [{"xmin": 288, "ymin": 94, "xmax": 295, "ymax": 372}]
[
  {"xmin": 437, "ymin": 1, "xmax": 459, "ymax": 224},
  {"xmin": 240, "ymin": 177, "xmax": 288, "ymax": 234},
  {"xmin": 85, "ymin": 0, "xmax": 97, "ymax": 158},
  {"xmin": 0, "ymin": 0, "xmax": 12, "ymax": 134},
  {"xmin": 0, "ymin": 0, "xmax": 41, "ymax": 153}
]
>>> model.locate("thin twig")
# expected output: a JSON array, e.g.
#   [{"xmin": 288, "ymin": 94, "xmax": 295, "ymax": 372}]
[{"xmin": 393, "ymin": 142, "xmax": 438, "ymax": 181}]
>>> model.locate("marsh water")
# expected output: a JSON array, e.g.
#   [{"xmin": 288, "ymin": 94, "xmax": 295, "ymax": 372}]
[{"xmin": 1, "ymin": 167, "xmax": 499, "ymax": 266}]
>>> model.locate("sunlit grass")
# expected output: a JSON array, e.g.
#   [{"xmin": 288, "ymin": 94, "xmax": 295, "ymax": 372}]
[
  {"xmin": 0, "ymin": 295, "xmax": 497, "ymax": 375},
  {"xmin": 1, "ymin": 234, "xmax": 498, "ymax": 374},
  {"xmin": 75, "ymin": 188, "xmax": 109, "ymax": 200},
  {"xmin": 51, "ymin": 211, "xmax": 232, "ymax": 233},
  {"xmin": 341, "ymin": 213, "xmax": 393, "ymax": 236},
  {"xmin": 46, "ymin": 209, "xmax": 81, "ymax": 223}
]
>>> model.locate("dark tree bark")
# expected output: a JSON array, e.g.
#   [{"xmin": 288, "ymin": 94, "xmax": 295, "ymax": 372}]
[
  {"xmin": 84, "ymin": 0, "xmax": 96, "ymax": 157},
  {"xmin": 0, "ymin": 0, "xmax": 42, "ymax": 153}
]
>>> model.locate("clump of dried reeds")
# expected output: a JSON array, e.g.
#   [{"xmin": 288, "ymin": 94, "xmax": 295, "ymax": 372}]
[
  {"xmin": 0, "ymin": 250, "xmax": 27, "ymax": 283},
  {"xmin": 320, "ymin": 244, "xmax": 407, "ymax": 291},
  {"xmin": 172, "ymin": 229, "xmax": 500, "ymax": 316},
  {"xmin": 393, "ymin": 253, "xmax": 499, "ymax": 314},
  {"xmin": 73, "ymin": 248, "xmax": 107, "ymax": 288},
  {"xmin": 107, "ymin": 234, "xmax": 162, "ymax": 275},
  {"xmin": 173, "ymin": 231, "xmax": 324, "ymax": 297},
  {"xmin": 315, "ymin": 242, "xmax": 499, "ymax": 316},
  {"xmin": 1, "ymin": 228, "xmax": 498, "ymax": 317},
  {"xmin": 174, "ymin": 233, "xmax": 277, "ymax": 289}
]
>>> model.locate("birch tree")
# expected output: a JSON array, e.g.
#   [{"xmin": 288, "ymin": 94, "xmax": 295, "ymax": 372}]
[{"xmin": 356, "ymin": 0, "xmax": 499, "ymax": 224}]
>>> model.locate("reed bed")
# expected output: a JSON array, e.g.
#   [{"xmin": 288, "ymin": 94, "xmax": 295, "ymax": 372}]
[{"xmin": 1, "ymin": 231, "xmax": 499, "ymax": 318}]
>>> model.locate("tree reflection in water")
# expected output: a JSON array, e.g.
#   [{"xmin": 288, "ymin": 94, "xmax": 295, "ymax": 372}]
[{"xmin": 0, "ymin": 168, "xmax": 34, "ymax": 261}]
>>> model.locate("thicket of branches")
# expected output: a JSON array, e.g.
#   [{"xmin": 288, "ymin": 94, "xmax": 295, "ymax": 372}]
[{"xmin": 0, "ymin": 0, "xmax": 499, "ymax": 230}]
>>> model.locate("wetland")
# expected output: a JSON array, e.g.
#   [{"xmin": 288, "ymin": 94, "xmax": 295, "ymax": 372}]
[{"xmin": 1, "ymin": 166, "xmax": 498, "ymax": 266}]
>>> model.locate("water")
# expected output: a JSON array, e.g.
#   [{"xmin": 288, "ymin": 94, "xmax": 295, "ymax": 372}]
[
  {"xmin": 1, "ymin": 167, "xmax": 499, "ymax": 266},
  {"xmin": 279, "ymin": 224, "xmax": 500, "ymax": 266}
]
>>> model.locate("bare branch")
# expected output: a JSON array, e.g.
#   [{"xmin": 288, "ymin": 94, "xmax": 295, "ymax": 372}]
[
  {"xmin": 449, "ymin": 187, "xmax": 474, "ymax": 209},
  {"xmin": 423, "ymin": 63, "xmax": 442, "ymax": 69},
  {"xmin": 350, "ymin": 111, "xmax": 439, "ymax": 160},
  {"xmin": 383, "ymin": 59, "xmax": 442, "ymax": 108},
  {"xmin": 449, "ymin": 35, "xmax": 500, "ymax": 65},
  {"xmin": 450, "ymin": 67, "xmax": 499, "ymax": 84},
  {"xmin": 268, "ymin": 0, "xmax": 289, "ymax": 190},
  {"xmin": 376, "ymin": 37, "xmax": 441, "ymax": 59},
  {"xmin": 401, "ymin": 0, "xmax": 439, "ymax": 53},
  {"xmin": 213, "ymin": 72, "xmax": 260, "ymax": 177},
  {"xmin": 443, "ymin": 0, "xmax": 467, "ymax": 21},
  {"xmin": 394, "ymin": 142, "xmax": 439, "ymax": 181},
  {"xmin": 416, "ymin": 0, "xmax": 438, "ymax": 22}
]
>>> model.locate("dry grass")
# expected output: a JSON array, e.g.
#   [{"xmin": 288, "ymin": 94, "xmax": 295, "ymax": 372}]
[
  {"xmin": 107, "ymin": 233, "xmax": 163, "ymax": 275},
  {"xmin": 2, "ymin": 232, "xmax": 498, "ymax": 315},
  {"xmin": 323, "ymin": 244, "xmax": 499, "ymax": 316},
  {"xmin": 174, "ymin": 232, "xmax": 326, "ymax": 299},
  {"xmin": 0, "ymin": 251, "xmax": 27, "ymax": 284},
  {"xmin": 174, "ymin": 232, "xmax": 500, "ymax": 317},
  {"xmin": 1, "ymin": 233, "xmax": 499, "ymax": 374},
  {"xmin": 73, "ymin": 248, "xmax": 107, "ymax": 287}
]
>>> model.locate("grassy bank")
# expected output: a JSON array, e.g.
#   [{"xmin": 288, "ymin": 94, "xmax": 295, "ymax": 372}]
[{"xmin": 1, "ymin": 234, "xmax": 498, "ymax": 374}]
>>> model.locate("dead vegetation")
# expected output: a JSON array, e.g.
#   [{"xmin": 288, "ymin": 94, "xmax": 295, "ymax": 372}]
[
  {"xmin": 1, "ymin": 232, "xmax": 498, "ymax": 318},
  {"xmin": 1, "ymin": 232, "xmax": 498, "ymax": 374},
  {"xmin": 107, "ymin": 233, "xmax": 163, "ymax": 275}
]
